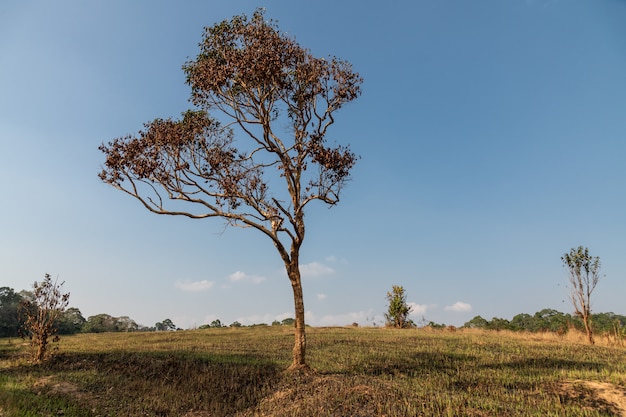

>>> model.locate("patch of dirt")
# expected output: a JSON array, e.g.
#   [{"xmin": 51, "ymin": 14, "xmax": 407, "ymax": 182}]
[
  {"xmin": 560, "ymin": 380, "xmax": 626, "ymax": 416},
  {"xmin": 241, "ymin": 374, "xmax": 398, "ymax": 417},
  {"xmin": 33, "ymin": 376, "xmax": 94, "ymax": 407}
]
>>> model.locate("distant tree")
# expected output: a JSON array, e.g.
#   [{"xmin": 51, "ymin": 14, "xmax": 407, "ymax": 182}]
[
  {"xmin": 509, "ymin": 313, "xmax": 534, "ymax": 332},
  {"xmin": 116, "ymin": 316, "xmax": 139, "ymax": 332},
  {"xmin": 98, "ymin": 9, "xmax": 362, "ymax": 370},
  {"xmin": 84, "ymin": 314, "xmax": 117, "ymax": 333},
  {"xmin": 281, "ymin": 318, "xmax": 296, "ymax": 327},
  {"xmin": 463, "ymin": 316, "xmax": 489, "ymax": 329},
  {"xmin": 532, "ymin": 308, "xmax": 570, "ymax": 333},
  {"xmin": 562, "ymin": 246, "xmax": 602, "ymax": 344},
  {"xmin": 487, "ymin": 317, "xmax": 510, "ymax": 331},
  {"xmin": 77, "ymin": 314, "xmax": 141, "ymax": 333},
  {"xmin": 210, "ymin": 319, "xmax": 223, "ymax": 328},
  {"xmin": 83, "ymin": 314, "xmax": 107, "ymax": 333},
  {"xmin": 19, "ymin": 274, "xmax": 70, "ymax": 362},
  {"xmin": 384, "ymin": 285, "xmax": 413, "ymax": 328},
  {"xmin": 156, "ymin": 318, "xmax": 177, "ymax": 331},
  {"xmin": 0, "ymin": 287, "xmax": 23, "ymax": 338},
  {"xmin": 229, "ymin": 321, "xmax": 242, "ymax": 328},
  {"xmin": 57, "ymin": 307, "xmax": 86, "ymax": 335}
]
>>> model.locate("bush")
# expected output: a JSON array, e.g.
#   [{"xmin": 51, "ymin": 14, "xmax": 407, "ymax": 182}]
[{"xmin": 19, "ymin": 274, "xmax": 69, "ymax": 362}]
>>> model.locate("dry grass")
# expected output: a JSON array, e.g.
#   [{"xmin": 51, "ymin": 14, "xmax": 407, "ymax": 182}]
[{"xmin": 1, "ymin": 326, "xmax": 625, "ymax": 416}]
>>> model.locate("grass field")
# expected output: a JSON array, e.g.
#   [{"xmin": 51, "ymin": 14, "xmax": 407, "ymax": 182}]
[{"xmin": 1, "ymin": 326, "xmax": 625, "ymax": 416}]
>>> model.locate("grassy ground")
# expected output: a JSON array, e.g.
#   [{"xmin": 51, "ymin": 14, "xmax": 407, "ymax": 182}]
[{"xmin": 1, "ymin": 326, "xmax": 625, "ymax": 416}]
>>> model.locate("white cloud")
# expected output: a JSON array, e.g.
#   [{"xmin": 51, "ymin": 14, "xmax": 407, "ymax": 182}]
[
  {"xmin": 324, "ymin": 255, "xmax": 349, "ymax": 265},
  {"xmin": 305, "ymin": 310, "xmax": 384, "ymax": 327},
  {"xmin": 316, "ymin": 293, "xmax": 327, "ymax": 301},
  {"xmin": 175, "ymin": 280, "xmax": 215, "ymax": 292},
  {"xmin": 445, "ymin": 302, "xmax": 472, "ymax": 312},
  {"xmin": 407, "ymin": 302, "xmax": 431, "ymax": 316},
  {"xmin": 299, "ymin": 261, "xmax": 334, "ymax": 278},
  {"xmin": 235, "ymin": 312, "xmax": 292, "ymax": 326},
  {"xmin": 228, "ymin": 271, "xmax": 266, "ymax": 284},
  {"xmin": 229, "ymin": 271, "xmax": 246, "ymax": 281}
]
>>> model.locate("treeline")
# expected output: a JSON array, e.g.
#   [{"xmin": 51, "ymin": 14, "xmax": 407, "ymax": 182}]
[
  {"xmin": 459, "ymin": 308, "xmax": 626, "ymax": 335},
  {"xmin": 197, "ymin": 318, "xmax": 295, "ymax": 329},
  {"xmin": 0, "ymin": 286, "xmax": 297, "ymax": 337},
  {"xmin": 1, "ymin": 287, "xmax": 142, "ymax": 336},
  {"xmin": 0, "ymin": 286, "xmax": 158, "ymax": 336}
]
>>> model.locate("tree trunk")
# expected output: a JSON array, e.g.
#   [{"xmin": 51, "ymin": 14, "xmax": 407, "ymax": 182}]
[
  {"xmin": 34, "ymin": 333, "xmax": 47, "ymax": 362},
  {"xmin": 287, "ymin": 261, "xmax": 308, "ymax": 371},
  {"xmin": 583, "ymin": 315, "xmax": 594, "ymax": 345}
]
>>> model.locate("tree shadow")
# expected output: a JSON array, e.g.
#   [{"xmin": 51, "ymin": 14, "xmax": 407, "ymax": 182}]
[
  {"xmin": 351, "ymin": 348, "xmax": 606, "ymax": 378},
  {"xmin": 351, "ymin": 351, "xmax": 477, "ymax": 377},
  {"xmin": 489, "ymin": 356, "xmax": 606, "ymax": 373},
  {"xmin": 2, "ymin": 350, "xmax": 283, "ymax": 417}
]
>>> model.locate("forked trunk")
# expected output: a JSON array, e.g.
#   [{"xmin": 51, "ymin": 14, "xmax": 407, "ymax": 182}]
[{"xmin": 287, "ymin": 261, "xmax": 308, "ymax": 371}]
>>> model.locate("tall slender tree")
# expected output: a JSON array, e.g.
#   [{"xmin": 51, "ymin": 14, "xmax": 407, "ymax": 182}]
[
  {"xmin": 99, "ymin": 9, "xmax": 362, "ymax": 370},
  {"xmin": 561, "ymin": 246, "xmax": 602, "ymax": 344}
]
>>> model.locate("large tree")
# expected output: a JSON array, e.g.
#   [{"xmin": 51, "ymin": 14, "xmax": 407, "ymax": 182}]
[
  {"xmin": 99, "ymin": 9, "xmax": 362, "ymax": 370},
  {"xmin": 561, "ymin": 246, "xmax": 602, "ymax": 344}
]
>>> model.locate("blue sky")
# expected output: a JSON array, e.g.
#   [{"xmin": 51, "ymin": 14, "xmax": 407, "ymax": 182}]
[{"xmin": 1, "ymin": 0, "xmax": 625, "ymax": 329}]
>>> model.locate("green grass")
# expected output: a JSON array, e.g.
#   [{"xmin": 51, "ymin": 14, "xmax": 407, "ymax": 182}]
[{"xmin": 1, "ymin": 327, "xmax": 625, "ymax": 416}]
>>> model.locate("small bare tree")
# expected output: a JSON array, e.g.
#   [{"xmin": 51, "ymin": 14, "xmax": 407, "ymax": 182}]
[
  {"xmin": 19, "ymin": 274, "xmax": 70, "ymax": 362},
  {"xmin": 561, "ymin": 246, "xmax": 601, "ymax": 344},
  {"xmin": 99, "ymin": 9, "xmax": 362, "ymax": 370}
]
